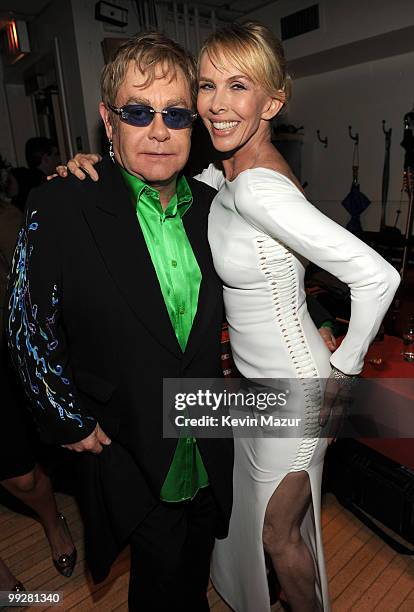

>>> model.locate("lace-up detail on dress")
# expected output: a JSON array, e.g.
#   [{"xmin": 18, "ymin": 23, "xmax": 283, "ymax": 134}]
[{"xmin": 256, "ymin": 236, "xmax": 322, "ymax": 471}]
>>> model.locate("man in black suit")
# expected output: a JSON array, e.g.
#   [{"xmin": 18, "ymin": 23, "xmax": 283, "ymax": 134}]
[{"xmin": 7, "ymin": 32, "xmax": 233, "ymax": 611}]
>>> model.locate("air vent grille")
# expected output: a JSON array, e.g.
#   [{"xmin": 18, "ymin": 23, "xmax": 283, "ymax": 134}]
[{"xmin": 281, "ymin": 4, "xmax": 319, "ymax": 41}]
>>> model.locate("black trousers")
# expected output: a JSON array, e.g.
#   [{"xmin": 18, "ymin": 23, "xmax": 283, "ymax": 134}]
[{"xmin": 128, "ymin": 486, "xmax": 218, "ymax": 612}]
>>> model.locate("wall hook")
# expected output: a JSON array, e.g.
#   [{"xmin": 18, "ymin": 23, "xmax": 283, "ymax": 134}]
[
  {"xmin": 348, "ymin": 125, "xmax": 359, "ymax": 144},
  {"xmin": 382, "ymin": 119, "xmax": 391, "ymax": 136},
  {"xmin": 316, "ymin": 130, "xmax": 328, "ymax": 148}
]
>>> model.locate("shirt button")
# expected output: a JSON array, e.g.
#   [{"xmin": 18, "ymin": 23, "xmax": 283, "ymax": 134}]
[
  {"xmin": 171, "ymin": 260, "xmax": 177, "ymax": 268},
  {"xmin": 179, "ymin": 306, "xmax": 185, "ymax": 315}
]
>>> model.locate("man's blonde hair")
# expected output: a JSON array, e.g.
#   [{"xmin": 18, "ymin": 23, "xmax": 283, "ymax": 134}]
[
  {"xmin": 101, "ymin": 31, "xmax": 198, "ymax": 109},
  {"xmin": 198, "ymin": 22, "xmax": 291, "ymax": 105}
]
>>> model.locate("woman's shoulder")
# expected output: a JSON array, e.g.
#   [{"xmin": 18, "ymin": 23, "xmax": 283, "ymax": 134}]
[
  {"xmin": 233, "ymin": 166, "xmax": 304, "ymax": 203},
  {"xmin": 230, "ymin": 166, "xmax": 309, "ymax": 231},
  {"xmin": 193, "ymin": 162, "xmax": 225, "ymax": 190}
]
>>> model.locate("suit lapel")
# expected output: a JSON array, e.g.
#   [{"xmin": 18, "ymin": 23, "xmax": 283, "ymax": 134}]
[
  {"xmin": 82, "ymin": 157, "xmax": 182, "ymax": 359},
  {"xmin": 182, "ymin": 179, "xmax": 221, "ymax": 368}
]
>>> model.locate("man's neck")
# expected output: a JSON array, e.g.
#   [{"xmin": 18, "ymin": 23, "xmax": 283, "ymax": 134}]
[
  {"xmin": 138, "ymin": 175, "xmax": 179, "ymax": 210},
  {"xmin": 156, "ymin": 180, "xmax": 178, "ymax": 210},
  {"xmin": 117, "ymin": 159, "xmax": 178, "ymax": 210}
]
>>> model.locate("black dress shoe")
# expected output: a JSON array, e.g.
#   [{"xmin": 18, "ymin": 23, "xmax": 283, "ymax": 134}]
[{"xmin": 52, "ymin": 514, "xmax": 77, "ymax": 577}]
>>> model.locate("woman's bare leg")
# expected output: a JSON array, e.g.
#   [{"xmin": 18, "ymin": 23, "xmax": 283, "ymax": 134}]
[
  {"xmin": 263, "ymin": 470, "xmax": 319, "ymax": 612},
  {"xmin": 1, "ymin": 464, "xmax": 74, "ymax": 559}
]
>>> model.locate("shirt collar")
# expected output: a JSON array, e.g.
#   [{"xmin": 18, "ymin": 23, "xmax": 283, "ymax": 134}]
[{"xmin": 119, "ymin": 166, "xmax": 193, "ymax": 218}]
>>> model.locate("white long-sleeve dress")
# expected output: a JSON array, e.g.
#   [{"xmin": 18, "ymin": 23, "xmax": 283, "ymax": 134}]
[{"xmin": 196, "ymin": 165, "xmax": 400, "ymax": 612}]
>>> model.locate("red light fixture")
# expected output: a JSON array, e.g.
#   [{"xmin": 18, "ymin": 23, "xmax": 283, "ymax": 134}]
[{"xmin": 0, "ymin": 19, "xmax": 30, "ymax": 64}]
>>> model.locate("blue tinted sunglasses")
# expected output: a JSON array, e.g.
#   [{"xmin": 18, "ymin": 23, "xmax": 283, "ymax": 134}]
[{"xmin": 108, "ymin": 103, "xmax": 197, "ymax": 129}]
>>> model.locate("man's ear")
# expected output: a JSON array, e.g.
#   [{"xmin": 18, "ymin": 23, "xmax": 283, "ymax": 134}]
[
  {"xmin": 99, "ymin": 102, "xmax": 113, "ymax": 140},
  {"xmin": 262, "ymin": 93, "xmax": 285, "ymax": 121}
]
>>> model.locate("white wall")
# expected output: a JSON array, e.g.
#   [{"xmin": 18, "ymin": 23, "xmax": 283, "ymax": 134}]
[
  {"xmin": 161, "ymin": 4, "xmax": 222, "ymax": 56},
  {"xmin": 286, "ymin": 50, "xmax": 414, "ymax": 233},
  {"xmin": 5, "ymin": 84, "xmax": 36, "ymax": 167},
  {"xmin": 70, "ymin": 0, "xmax": 141, "ymax": 153},
  {"xmin": 0, "ymin": 60, "xmax": 16, "ymax": 166},
  {"xmin": 23, "ymin": 0, "xmax": 89, "ymax": 159},
  {"xmin": 246, "ymin": 0, "xmax": 414, "ymax": 233},
  {"xmin": 247, "ymin": 0, "xmax": 414, "ymax": 60}
]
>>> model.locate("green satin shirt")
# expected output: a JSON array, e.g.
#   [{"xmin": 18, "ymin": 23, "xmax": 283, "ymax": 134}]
[{"xmin": 120, "ymin": 167, "xmax": 209, "ymax": 502}]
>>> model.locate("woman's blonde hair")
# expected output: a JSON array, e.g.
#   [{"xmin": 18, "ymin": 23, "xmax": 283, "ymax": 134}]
[
  {"xmin": 198, "ymin": 21, "xmax": 291, "ymax": 104},
  {"xmin": 101, "ymin": 31, "xmax": 198, "ymax": 109}
]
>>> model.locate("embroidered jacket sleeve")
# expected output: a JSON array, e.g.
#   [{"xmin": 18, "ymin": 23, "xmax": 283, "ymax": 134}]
[{"xmin": 7, "ymin": 192, "xmax": 96, "ymax": 444}]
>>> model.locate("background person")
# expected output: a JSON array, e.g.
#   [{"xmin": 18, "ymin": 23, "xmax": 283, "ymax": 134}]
[
  {"xmin": 0, "ymin": 170, "xmax": 76, "ymax": 590},
  {"xmin": 8, "ymin": 138, "xmax": 60, "ymax": 211},
  {"xmin": 25, "ymin": 137, "xmax": 60, "ymax": 184}
]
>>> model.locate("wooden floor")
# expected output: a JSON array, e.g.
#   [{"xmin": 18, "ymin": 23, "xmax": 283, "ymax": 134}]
[{"xmin": 1, "ymin": 493, "xmax": 414, "ymax": 611}]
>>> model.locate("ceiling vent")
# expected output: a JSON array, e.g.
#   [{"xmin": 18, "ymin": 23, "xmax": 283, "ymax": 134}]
[{"xmin": 280, "ymin": 4, "xmax": 319, "ymax": 41}]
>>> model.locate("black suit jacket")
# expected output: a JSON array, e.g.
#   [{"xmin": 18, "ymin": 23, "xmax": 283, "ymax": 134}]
[{"xmin": 7, "ymin": 156, "xmax": 233, "ymax": 580}]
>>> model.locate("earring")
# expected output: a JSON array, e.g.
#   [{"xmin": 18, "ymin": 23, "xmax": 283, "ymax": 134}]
[{"xmin": 109, "ymin": 139, "xmax": 115, "ymax": 162}]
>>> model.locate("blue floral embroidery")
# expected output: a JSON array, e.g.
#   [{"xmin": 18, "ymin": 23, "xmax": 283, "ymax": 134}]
[{"xmin": 8, "ymin": 210, "xmax": 86, "ymax": 429}]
